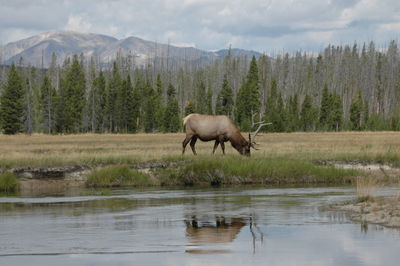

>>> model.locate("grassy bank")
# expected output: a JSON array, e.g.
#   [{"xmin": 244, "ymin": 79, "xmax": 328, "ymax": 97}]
[
  {"xmin": 156, "ymin": 156, "xmax": 359, "ymax": 186},
  {"xmin": 1, "ymin": 132, "xmax": 399, "ymax": 187},
  {"xmin": 83, "ymin": 157, "xmax": 360, "ymax": 187},
  {"xmin": 86, "ymin": 165, "xmax": 155, "ymax": 187}
]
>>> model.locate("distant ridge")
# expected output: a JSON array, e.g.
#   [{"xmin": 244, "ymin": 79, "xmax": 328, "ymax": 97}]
[{"xmin": 1, "ymin": 30, "xmax": 262, "ymax": 68}]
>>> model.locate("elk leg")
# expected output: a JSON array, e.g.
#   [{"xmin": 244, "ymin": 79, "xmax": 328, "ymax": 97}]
[
  {"xmin": 212, "ymin": 140, "xmax": 219, "ymax": 154},
  {"xmin": 190, "ymin": 136, "xmax": 198, "ymax": 155},
  {"xmin": 220, "ymin": 141, "xmax": 226, "ymax": 155},
  {"xmin": 182, "ymin": 135, "xmax": 193, "ymax": 155}
]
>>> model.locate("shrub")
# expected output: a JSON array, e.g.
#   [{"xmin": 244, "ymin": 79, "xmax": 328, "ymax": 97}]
[
  {"xmin": 86, "ymin": 165, "xmax": 153, "ymax": 187},
  {"xmin": 0, "ymin": 172, "xmax": 19, "ymax": 192}
]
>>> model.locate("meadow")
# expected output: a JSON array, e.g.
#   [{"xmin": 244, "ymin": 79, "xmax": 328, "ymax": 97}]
[{"xmin": 0, "ymin": 131, "xmax": 399, "ymax": 167}]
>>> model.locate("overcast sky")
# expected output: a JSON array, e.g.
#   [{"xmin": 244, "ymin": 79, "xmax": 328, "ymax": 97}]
[{"xmin": 1, "ymin": 0, "xmax": 400, "ymax": 52}]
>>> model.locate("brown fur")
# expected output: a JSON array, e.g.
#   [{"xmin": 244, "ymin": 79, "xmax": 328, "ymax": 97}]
[{"xmin": 182, "ymin": 113, "xmax": 251, "ymax": 156}]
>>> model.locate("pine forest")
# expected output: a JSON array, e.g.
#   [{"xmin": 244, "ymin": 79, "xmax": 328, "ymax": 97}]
[{"xmin": 1, "ymin": 40, "xmax": 400, "ymax": 135}]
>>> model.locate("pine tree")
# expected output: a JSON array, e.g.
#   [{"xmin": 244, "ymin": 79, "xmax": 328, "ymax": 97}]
[
  {"xmin": 163, "ymin": 83, "xmax": 180, "ymax": 132},
  {"xmin": 330, "ymin": 93, "xmax": 343, "ymax": 131},
  {"xmin": 206, "ymin": 86, "xmax": 213, "ymax": 115},
  {"xmin": 263, "ymin": 78, "xmax": 279, "ymax": 132},
  {"xmin": 216, "ymin": 74, "xmax": 234, "ymax": 117},
  {"xmin": 107, "ymin": 62, "xmax": 122, "ymax": 132},
  {"xmin": 154, "ymin": 74, "xmax": 164, "ymax": 131},
  {"xmin": 40, "ymin": 76, "xmax": 57, "ymax": 134},
  {"xmin": 287, "ymin": 93, "xmax": 300, "ymax": 132},
  {"xmin": 300, "ymin": 94, "xmax": 317, "ymax": 131},
  {"xmin": 236, "ymin": 56, "xmax": 261, "ymax": 130},
  {"xmin": 144, "ymin": 81, "xmax": 156, "ymax": 132},
  {"xmin": 126, "ymin": 76, "xmax": 141, "ymax": 133},
  {"xmin": 93, "ymin": 71, "xmax": 107, "ymax": 132},
  {"xmin": 60, "ymin": 55, "xmax": 86, "ymax": 133},
  {"xmin": 350, "ymin": 92, "xmax": 363, "ymax": 130},
  {"xmin": 319, "ymin": 84, "xmax": 332, "ymax": 130},
  {"xmin": 195, "ymin": 80, "xmax": 207, "ymax": 114},
  {"xmin": 0, "ymin": 64, "xmax": 24, "ymax": 134}
]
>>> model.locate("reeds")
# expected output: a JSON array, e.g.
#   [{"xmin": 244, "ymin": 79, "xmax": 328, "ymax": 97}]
[
  {"xmin": 356, "ymin": 176, "xmax": 382, "ymax": 202},
  {"xmin": 0, "ymin": 172, "xmax": 19, "ymax": 192}
]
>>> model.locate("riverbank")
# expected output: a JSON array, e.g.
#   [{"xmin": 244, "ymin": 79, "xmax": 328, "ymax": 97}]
[
  {"xmin": 333, "ymin": 197, "xmax": 400, "ymax": 228},
  {"xmin": 1, "ymin": 132, "xmax": 400, "ymax": 192}
]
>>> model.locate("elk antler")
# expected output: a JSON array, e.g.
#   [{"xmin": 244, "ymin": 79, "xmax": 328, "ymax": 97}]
[{"xmin": 249, "ymin": 122, "xmax": 272, "ymax": 150}]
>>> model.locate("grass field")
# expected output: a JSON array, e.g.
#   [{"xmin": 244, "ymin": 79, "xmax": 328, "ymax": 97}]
[{"xmin": 0, "ymin": 131, "xmax": 400, "ymax": 167}]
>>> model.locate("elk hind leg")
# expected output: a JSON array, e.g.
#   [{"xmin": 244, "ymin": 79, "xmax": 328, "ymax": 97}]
[
  {"xmin": 182, "ymin": 135, "xmax": 193, "ymax": 155},
  {"xmin": 190, "ymin": 136, "xmax": 198, "ymax": 155},
  {"xmin": 212, "ymin": 140, "xmax": 219, "ymax": 154}
]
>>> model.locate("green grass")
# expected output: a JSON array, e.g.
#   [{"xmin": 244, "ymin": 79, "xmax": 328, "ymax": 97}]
[
  {"xmin": 157, "ymin": 156, "xmax": 360, "ymax": 186},
  {"xmin": 0, "ymin": 172, "xmax": 19, "ymax": 192},
  {"xmin": 86, "ymin": 165, "xmax": 155, "ymax": 187}
]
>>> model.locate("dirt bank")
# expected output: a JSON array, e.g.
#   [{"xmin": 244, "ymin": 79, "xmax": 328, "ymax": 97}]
[{"xmin": 333, "ymin": 197, "xmax": 400, "ymax": 228}]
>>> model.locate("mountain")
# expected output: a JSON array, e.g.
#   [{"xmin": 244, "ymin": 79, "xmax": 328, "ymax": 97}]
[{"xmin": 0, "ymin": 30, "xmax": 262, "ymax": 68}]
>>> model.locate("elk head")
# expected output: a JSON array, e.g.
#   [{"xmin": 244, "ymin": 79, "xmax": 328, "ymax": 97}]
[{"xmin": 244, "ymin": 122, "xmax": 271, "ymax": 156}]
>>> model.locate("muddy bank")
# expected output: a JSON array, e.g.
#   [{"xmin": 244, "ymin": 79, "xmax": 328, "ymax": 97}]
[{"xmin": 333, "ymin": 197, "xmax": 400, "ymax": 228}]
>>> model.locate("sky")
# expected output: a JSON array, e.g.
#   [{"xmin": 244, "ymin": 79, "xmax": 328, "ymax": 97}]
[{"xmin": 1, "ymin": 0, "xmax": 400, "ymax": 53}]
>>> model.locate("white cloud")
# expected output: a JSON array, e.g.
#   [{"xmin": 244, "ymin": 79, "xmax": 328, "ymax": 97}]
[
  {"xmin": 65, "ymin": 14, "xmax": 92, "ymax": 32},
  {"xmin": 1, "ymin": 0, "xmax": 400, "ymax": 52}
]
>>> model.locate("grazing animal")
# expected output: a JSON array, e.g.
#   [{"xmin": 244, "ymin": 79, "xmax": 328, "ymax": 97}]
[{"xmin": 182, "ymin": 113, "xmax": 267, "ymax": 156}]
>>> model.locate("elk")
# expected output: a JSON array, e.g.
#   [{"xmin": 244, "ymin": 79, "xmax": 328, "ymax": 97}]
[{"xmin": 182, "ymin": 113, "xmax": 268, "ymax": 156}]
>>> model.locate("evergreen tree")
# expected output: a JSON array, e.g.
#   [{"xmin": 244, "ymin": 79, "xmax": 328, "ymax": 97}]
[
  {"xmin": 60, "ymin": 55, "xmax": 86, "ymax": 133},
  {"xmin": 215, "ymin": 74, "xmax": 234, "ymax": 117},
  {"xmin": 330, "ymin": 93, "xmax": 343, "ymax": 131},
  {"xmin": 206, "ymin": 86, "xmax": 213, "ymax": 115},
  {"xmin": 0, "ymin": 64, "xmax": 24, "ymax": 134},
  {"xmin": 93, "ymin": 71, "xmax": 107, "ymax": 132},
  {"xmin": 163, "ymin": 83, "xmax": 180, "ymax": 132},
  {"xmin": 236, "ymin": 56, "xmax": 261, "ymax": 130},
  {"xmin": 300, "ymin": 94, "xmax": 317, "ymax": 131},
  {"xmin": 126, "ymin": 76, "xmax": 141, "ymax": 133},
  {"xmin": 154, "ymin": 74, "xmax": 164, "ymax": 131},
  {"xmin": 144, "ymin": 81, "xmax": 156, "ymax": 132},
  {"xmin": 195, "ymin": 80, "xmax": 207, "ymax": 114},
  {"xmin": 287, "ymin": 93, "xmax": 300, "ymax": 132},
  {"xmin": 264, "ymin": 78, "xmax": 279, "ymax": 132},
  {"xmin": 319, "ymin": 84, "xmax": 332, "ymax": 130},
  {"xmin": 40, "ymin": 76, "xmax": 57, "ymax": 134},
  {"xmin": 350, "ymin": 92, "xmax": 363, "ymax": 130},
  {"xmin": 106, "ymin": 62, "xmax": 122, "ymax": 132}
]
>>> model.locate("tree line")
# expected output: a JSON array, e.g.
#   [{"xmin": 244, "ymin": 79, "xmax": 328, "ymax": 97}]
[{"xmin": 0, "ymin": 40, "xmax": 400, "ymax": 134}]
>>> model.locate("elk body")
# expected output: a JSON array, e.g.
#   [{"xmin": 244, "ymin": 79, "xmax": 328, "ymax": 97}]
[{"xmin": 182, "ymin": 113, "xmax": 266, "ymax": 156}]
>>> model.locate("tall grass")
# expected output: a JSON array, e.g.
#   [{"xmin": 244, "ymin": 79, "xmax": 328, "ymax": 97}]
[
  {"xmin": 355, "ymin": 176, "xmax": 382, "ymax": 202},
  {"xmin": 0, "ymin": 172, "xmax": 19, "ymax": 192},
  {"xmin": 86, "ymin": 165, "xmax": 154, "ymax": 187},
  {"xmin": 157, "ymin": 156, "xmax": 360, "ymax": 186},
  {"xmin": 1, "ymin": 132, "xmax": 400, "ymax": 167}
]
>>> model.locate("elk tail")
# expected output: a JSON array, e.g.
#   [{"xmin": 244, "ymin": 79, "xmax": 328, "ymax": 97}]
[{"xmin": 183, "ymin": 114, "xmax": 194, "ymax": 128}]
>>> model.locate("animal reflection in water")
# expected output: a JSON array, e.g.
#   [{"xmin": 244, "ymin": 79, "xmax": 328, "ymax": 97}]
[{"xmin": 185, "ymin": 216, "xmax": 264, "ymax": 253}]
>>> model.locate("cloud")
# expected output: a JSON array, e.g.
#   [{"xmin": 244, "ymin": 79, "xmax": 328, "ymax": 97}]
[{"xmin": 1, "ymin": 0, "xmax": 400, "ymax": 52}]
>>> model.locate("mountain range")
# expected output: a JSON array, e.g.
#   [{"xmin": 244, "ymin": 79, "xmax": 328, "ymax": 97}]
[{"xmin": 0, "ymin": 30, "xmax": 261, "ymax": 68}]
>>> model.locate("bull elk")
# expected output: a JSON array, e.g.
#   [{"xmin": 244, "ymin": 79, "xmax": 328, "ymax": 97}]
[{"xmin": 182, "ymin": 113, "xmax": 269, "ymax": 156}]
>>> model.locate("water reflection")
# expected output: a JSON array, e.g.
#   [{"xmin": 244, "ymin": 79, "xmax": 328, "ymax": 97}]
[
  {"xmin": 185, "ymin": 216, "xmax": 246, "ymax": 244},
  {"xmin": 1, "ymin": 186, "xmax": 400, "ymax": 266}
]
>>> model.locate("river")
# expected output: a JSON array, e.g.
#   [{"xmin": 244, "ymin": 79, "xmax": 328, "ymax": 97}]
[{"xmin": 1, "ymin": 186, "xmax": 399, "ymax": 266}]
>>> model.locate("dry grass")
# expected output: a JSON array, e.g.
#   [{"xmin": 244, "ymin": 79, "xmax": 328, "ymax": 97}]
[
  {"xmin": 0, "ymin": 131, "xmax": 400, "ymax": 167},
  {"xmin": 356, "ymin": 176, "xmax": 382, "ymax": 202}
]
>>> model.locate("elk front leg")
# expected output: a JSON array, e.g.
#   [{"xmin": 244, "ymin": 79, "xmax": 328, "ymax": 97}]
[
  {"xmin": 190, "ymin": 136, "xmax": 198, "ymax": 155},
  {"xmin": 212, "ymin": 140, "xmax": 219, "ymax": 154},
  {"xmin": 220, "ymin": 141, "xmax": 225, "ymax": 155}
]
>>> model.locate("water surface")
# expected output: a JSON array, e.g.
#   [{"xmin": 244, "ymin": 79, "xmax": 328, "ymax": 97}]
[{"xmin": 0, "ymin": 186, "xmax": 399, "ymax": 266}]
